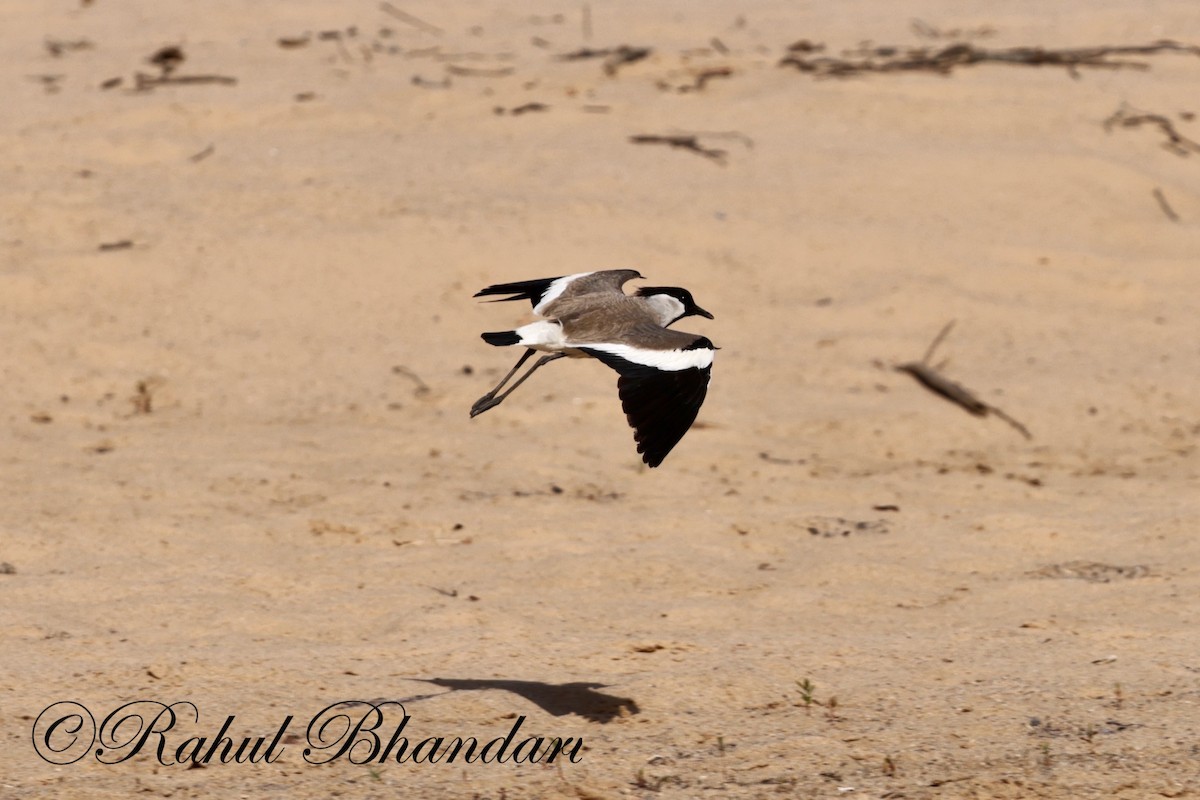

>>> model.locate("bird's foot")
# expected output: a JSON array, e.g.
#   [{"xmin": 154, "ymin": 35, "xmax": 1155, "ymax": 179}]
[{"xmin": 470, "ymin": 394, "xmax": 502, "ymax": 417}]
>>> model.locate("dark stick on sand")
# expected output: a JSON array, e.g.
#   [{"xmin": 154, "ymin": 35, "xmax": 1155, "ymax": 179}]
[
  {"xmin": 188, "ymin": 144, "xmax": 215, "ymax": 163},
  {"xmin": 895, "ymin": 321, "xmax": 1032, "ymax": 439},
  {"xmin": 557, "ymin": 45, "xmax": 651, "ymax": 76},
  {"xmin": 445, "ymin": 64, "xmax": 514, "ymax": 78},
  {"xmin": 781, "ymin": 39, "xmax": 1200, "ymax": 78},
  {"xmin": 629, "ymin": 134, "xmax": 726, "ymax": 164},
  {"xmin": 1103, "ymin": 104, "xmax": 1200, "ymax": 156},
  {"xmin": 676, "ymin": 67, "xmax": 734, "ymax": 92},
  {"xmin": 1152, "ymin": 187, "xmax": 1181, "ymax": 222},
  {"xmin": 134, "ymin": 73, "xmax": 238, "ymax": 91}
]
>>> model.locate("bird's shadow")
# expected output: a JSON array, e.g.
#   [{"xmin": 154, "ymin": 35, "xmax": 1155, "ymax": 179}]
[{"xmin": 392, "ymin": 677, "xmax": 640, "ymax": 724}]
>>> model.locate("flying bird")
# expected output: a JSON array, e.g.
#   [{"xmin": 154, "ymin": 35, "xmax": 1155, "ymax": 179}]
[{"xmin": 471, "ymin": 270, "xmax": 715, "ymax": 467}]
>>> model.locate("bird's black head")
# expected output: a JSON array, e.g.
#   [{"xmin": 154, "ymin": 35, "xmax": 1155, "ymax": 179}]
[{"xmin": 636, "ymin": 286, "xmax": 714, "ymax": 322}]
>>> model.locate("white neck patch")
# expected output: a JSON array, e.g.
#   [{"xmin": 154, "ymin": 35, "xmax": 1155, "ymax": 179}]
[{"xmin": 642, "ymin": 294, "xmax": 686, "ymax": 326}]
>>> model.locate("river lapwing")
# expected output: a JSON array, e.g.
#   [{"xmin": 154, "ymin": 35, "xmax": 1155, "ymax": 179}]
[{"xmin": 471, "ymin": 269, "xmax": 715, "ymax": 467}]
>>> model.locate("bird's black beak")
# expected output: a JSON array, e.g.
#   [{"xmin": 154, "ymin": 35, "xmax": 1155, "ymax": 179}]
[{"xmin": 693, "ymin": 305, "xmax": 714, "ymax": 320}]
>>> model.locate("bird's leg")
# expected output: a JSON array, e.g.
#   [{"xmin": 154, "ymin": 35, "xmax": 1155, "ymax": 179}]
[
  {"xmin": 470, "ymin": 352, "xmax": 566, "ymax": 417},
  {"xmin": 471, "ymin": 348, "xmax": 535, "ymax": 415}
]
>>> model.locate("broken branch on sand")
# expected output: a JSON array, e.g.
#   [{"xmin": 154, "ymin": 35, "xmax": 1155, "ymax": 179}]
[
  {"xmin": 445, "ymin": 64, "xmax": 514, "ymax": 78},
  {"xmin": 895, "ymin": 321, "xmax": 1032, "ymax": 440},
  {"xmin": 134, "ymin": 73, "xmax": 238, "ymax": 91},
  {"xmin": 1152, "ymin": 187, "xmax": 1181, "ymax": 222},
  {"xmin": 188, "ymin": 144, "xmax": 215, "ymax": 163},
  {"xmin": 664, "ymin": 66, "xmax": 734, "ymax": 93},
  {"xmin": 1103, "ymin": 104, "xmax": 1200, "ymax": 156},
  {"xmin": 557, "ymin": 45, "xmax": 651, "ymax": 76},
  {"xmin": 494, "ymin": 102, "xmax": 549, "ymax": 116},
  {"xmin": 629, "ymin": 134, "xmax": 726, "ymax": 164},
  {"xmin": 781, "ymin": 38, "xmax": 1200, "ymax": 78}
]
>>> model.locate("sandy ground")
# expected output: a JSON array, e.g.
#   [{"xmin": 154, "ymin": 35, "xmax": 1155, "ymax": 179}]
[{"xmin": 3, "ymin": 1, "xmax": 1200, "ymax": 797}]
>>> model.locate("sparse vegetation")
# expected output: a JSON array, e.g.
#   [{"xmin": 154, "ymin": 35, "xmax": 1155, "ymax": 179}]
[{"xmin": 796, "ymin": 678, "xmax": 817, "ymax": 713}]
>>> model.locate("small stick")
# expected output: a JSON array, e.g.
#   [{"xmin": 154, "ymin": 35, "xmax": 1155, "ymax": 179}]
[
  {"xmin": 1103, "ymin": 104, "xmax": 1200, "ymax": 156},
  {"xmin": 921, "ymin": 319, "xmax": 956, "ymax": 364},
  {"xmin": 556, "ymin": 45, "xmax": 651, "ymax": 76},
  {"xmin": 45, "ymin": 38, "xmax": 94, "ymax": 57},
  {"xmin": 1152, "ymin": 187, "xmax": 1180, "ymax": 222},
  {"xmin": 781, "ymin": 39, "xmax": 1200, "ymax": 78},
  {"xmin": 134, "ymin": 73, "xmax": 238, "ymax": 91},
  {"xmin": 603, "ymin": 45, "xmax": 650, "ymax": 76},
  {"xmin": 759, "ymin": 452, "xmax": 804, "ymax": 465},
  {"xmin": 629, "ymin": 134, "xmax": 726, "ymax": 164},
  {"xmin": 582, "ymin": 3, "xmax": 592, "ymax": 42},
  {"xmin": 379, "ymin": 2, "xmax": 443, "ymax": 36},
  {"xmin": 277, "ymin": 35, "xmax": 311, "ymax": 49},
  {"xmin": 507, "ymin": 102, "xmax": 549, "ymax": 115},
  {"xmin": 188, "ymin": 144, "xmax": 214, "ymax": 163},
  {"xmin": 895, "ymin": 320, "xmax": 1032, "ymax": 439},
  {"xmin": 674, "ymin": 66, "xmax": 733, "ymax": 92},
  {"xmin": 411, "ymin": 74, "xmax": 450, "ymax": 89},
  {"xmin": 445, "ymin": 64, "xmax": 514, "ymax": 78}
]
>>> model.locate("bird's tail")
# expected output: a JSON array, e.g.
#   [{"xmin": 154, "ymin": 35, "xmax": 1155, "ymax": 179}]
[{"xmin": 481, "ymin": 331, "xmax": 521, "ymax": 347}]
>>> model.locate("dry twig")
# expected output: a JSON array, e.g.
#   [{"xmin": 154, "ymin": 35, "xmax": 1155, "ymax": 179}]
[
  {"xmin": 781, "ymin": 39, "xmax": 1200, "ymax": 78},
  {"xmin": 557, "ymin": 45, "xmax": 652, "ymax": 76},
  {"xmin": 666, "ymin": 66, "xmax": 734, "ymax": 93},
  {"xmin": 1152, "ymin": 187, "xmax": 1181, "ymax": 222},
  {"xmin": 1103, "ymin": 104, "xmax": 1200, "ymax": 156},
  {"xmin": 895, "ymin": 321, "xmax": 1032, "ymax": 439},
  {"xmin": 188, "ymin": 144, "xmax": 215, "ymax": 163},
  {"xmin": 629, "ymin": 134, "xmax": 726, "ymax": 164},
  {"xmin": 445, "ymin": 64, "xmax": 514, "ymax": 78},
  {"xmin": 134, "ymin": 73, "xmax": 237, "ymax": 91}
]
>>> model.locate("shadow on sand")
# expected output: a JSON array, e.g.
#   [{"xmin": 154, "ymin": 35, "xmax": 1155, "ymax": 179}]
[{"xmin": 393, "ymin": 677, "xmax": 640, "ymax": 724}]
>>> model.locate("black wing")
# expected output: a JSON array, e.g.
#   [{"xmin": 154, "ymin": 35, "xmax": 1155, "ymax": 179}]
[
  {"xmin": 581, "ymin": 347, "xmax": 711, "ymax": 468},
  {"xmin": 474, "ymin": 276, "xmax": 563, "ymax": 307}
]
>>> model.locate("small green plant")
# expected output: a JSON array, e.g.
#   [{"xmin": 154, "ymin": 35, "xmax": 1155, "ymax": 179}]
[{"xmin": 796, "ymin": 678, "xmax": 817, "ymax": 713}]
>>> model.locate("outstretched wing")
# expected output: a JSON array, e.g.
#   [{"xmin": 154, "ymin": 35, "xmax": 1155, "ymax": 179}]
[
  {"xmin": 579, "ymin": 337, "xmax": 714, "ymax": 468},
  {"xmin": 474, "ymin": 275, "xmax": 572, "ymax": 309},
  {"xmin": 475, "ymin": 270, "xmax": 643, "ymax": 316}
]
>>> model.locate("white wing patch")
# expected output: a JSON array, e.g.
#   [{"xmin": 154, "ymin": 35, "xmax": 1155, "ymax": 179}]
[
  {"xmin": 532, "ymin": 272, "xmax": 594, "ymax": 316},
  {"xmin": 515, "ymin": 320, "xmax": 568, "ymax": 350},
  {"xmin": 584, "ymin": 342, "xmax": 714, "ymax": 371}
]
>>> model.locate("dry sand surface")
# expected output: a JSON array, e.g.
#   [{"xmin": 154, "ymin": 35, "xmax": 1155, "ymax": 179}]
[{"xmin": 3, "ymin": 1, "xmax": 1200, "ymax": 797}]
